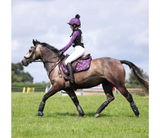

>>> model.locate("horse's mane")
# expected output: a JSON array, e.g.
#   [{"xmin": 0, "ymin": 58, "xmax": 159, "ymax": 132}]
[{"xmin": 34, "ymin": 40, "xmax": 59, "ymax": 54}]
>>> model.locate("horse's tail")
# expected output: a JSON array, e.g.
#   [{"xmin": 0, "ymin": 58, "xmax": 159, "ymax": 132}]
[{"xmin": 120, "ymin": 60, "xmax": 149, "ymax": 96}]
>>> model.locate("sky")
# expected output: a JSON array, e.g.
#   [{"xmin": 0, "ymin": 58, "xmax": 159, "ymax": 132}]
[{"xmin": 11, "ymin": 0, "xmax": 149, "ymax": 83}]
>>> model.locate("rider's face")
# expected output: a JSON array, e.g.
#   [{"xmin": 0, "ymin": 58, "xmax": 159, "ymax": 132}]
[{"xmin": 70, "ymin": 25, "xmax": 73, "ymax": 30}]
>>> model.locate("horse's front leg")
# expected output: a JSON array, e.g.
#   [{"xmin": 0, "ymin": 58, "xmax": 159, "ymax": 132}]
[
  {"xmin": 38, "ymin": 85, "xmax": 58, "ymax": 117},
  {"xmin": 66, "ymin": 89, "xmax": 84, "ymax": 118}
]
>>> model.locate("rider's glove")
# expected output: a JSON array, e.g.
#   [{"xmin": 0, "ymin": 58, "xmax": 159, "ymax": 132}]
[{"xmin": 59, "ymin": 50, "xmax": 64, "ymax": 57}]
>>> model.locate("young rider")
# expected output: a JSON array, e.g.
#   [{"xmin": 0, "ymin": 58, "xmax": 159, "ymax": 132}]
[{"xmin": 59, "ymin": 14, "xmax": 85, "ymax": 85}]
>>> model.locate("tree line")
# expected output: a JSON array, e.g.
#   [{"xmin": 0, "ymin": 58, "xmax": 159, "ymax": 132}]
[{"xmin": 12, "ymin": 62, "xmax": 33, "ymax": 83}]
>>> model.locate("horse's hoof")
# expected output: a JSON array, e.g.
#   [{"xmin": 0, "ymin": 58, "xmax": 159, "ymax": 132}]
[
  {"xmin": 79, "ymin": 114, "xmax": 84, "ymax": 118},
  {"xmin": 38, "ymin": 111, "xmax": 44, "ymax": 117},
  {"xmin": 135, "ymin": 115, "xmax": 139, "ymax": 118},
  {"xmin": 95, "ymin": 113, "xmax": 100, "ymax": 118},
  {"xmin": 79, "ymin": 115, "xmax": 84, "ymax": 118}
]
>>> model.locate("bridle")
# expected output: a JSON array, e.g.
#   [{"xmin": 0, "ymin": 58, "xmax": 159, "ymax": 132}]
[
  {"xmin": 24, "ymin": 45, "xmax": 39, "ymax": 64},
  {"xmin": 24, "ymin": 44, "xmax": 64, "ymax": 77}
]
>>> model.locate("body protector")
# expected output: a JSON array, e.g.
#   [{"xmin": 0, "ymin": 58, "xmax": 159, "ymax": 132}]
[{"xmin": 71, "ymin": 29, "xmax": 84, "ymax": 48}]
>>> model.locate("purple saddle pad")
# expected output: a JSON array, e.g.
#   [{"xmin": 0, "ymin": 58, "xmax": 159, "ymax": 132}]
[{"xmin": 61, "ymin": 55, "xmax": 92, "ymax": 74}]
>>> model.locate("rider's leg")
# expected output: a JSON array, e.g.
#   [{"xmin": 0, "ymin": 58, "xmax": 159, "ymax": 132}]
[
  {"xmin": 64, "ymin": 62, "xmax": 75, "ymax": 84},
  {"xmin": 65, "ymin": 46, "xmax": 85, "ymax": 65},
  {"xmin": 64, "ymin": 46, "xmax": 85, "ymax": 83}
]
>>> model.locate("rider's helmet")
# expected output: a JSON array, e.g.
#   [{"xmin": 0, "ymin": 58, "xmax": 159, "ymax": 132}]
[{"xmin": 68, "ymin": 14, "xmax": 81, "ymax": 27}]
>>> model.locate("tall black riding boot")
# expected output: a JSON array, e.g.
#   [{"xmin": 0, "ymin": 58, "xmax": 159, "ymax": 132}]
[{"xmin": 64, "ymin": 63, "xmax": 75, "ymax": 84}]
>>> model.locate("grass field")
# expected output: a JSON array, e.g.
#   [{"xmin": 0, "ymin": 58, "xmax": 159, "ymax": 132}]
[{"xmin": 12, "ymin": 92, "xmax": 149, "ymax": 138}]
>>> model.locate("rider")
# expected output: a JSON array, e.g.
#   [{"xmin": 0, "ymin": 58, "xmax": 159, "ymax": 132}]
[{"xmin": 59, "ymin": 14, "xmax": 85, "ymax": 85}]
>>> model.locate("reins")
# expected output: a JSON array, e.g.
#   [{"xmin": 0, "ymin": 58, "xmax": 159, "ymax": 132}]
[
  {"xmin": 40, "ymin": 51, "xmax": 63, "ymax": 77},
  {"xmin": 46, "ymin": 57, "xmax": 63, "ymax": 77},
  {"xmin": 33, "ymin": 56, "xmax": 63, "ymax": 77},
  {"xmin": 25, "ymin": 42, "xmax": 64, "ymax": 78},
  {"xmin": 33, "ymin": 59, "xmax": 42, "ymax": 62}
]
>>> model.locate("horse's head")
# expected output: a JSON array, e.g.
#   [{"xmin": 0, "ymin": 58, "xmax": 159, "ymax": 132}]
[
  {"xmin": 21, "ymin": 39, "xmax": 41, "ymax": 66},
  {"xmin": 21, "ymin": 39, "xmax": 60, "ymax": 67}
]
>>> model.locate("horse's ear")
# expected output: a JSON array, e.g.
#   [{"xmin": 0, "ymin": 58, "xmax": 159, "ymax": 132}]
[
  {"xmin": 33, "ymin": 39, "xmax": 35, "ymax": 46},
  {"xmin": 33, "ymin": 39, "xmax": 37, "ymax": 46}
]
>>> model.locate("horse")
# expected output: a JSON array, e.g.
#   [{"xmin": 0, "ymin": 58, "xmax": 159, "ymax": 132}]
[{"xmin": 21, "ymin": 39, "xmax": 149, "ymax": 118}]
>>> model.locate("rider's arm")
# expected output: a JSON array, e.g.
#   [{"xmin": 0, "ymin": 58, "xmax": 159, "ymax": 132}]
[{"xmin": 61, "ymin": 31, "xmax": 80, "ymax": 53}]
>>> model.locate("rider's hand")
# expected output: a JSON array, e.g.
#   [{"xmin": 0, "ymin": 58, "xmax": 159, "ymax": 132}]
[{"xmin": 59, "ymin": 50, "xmax": 64, "ymax": 57}]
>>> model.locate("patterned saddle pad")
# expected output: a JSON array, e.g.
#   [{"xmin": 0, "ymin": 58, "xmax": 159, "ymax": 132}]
[{"xmin": 61, "ymin": 54, "xmax": 92, "ymax": 75}]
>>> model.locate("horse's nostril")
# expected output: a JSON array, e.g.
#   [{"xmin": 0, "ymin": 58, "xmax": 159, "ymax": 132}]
[{"xmin": 21, "ymin": 59, "xmax": 28, "ymax": 66}]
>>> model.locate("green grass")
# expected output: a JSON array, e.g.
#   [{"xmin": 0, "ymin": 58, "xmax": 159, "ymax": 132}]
[{"xmin": 12, "ymin": 92, "xmax": 149, "ymax": 138}]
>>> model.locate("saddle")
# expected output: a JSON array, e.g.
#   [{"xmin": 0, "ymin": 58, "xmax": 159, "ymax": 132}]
[{"xmin": 61, "ymin": 54, "xmax": 92, "ymax": 75}]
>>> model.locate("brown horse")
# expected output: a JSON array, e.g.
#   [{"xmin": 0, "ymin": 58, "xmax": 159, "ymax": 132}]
[{"xmin": 21, "ymin": 39, "xmax": 149, "ymax": 118}]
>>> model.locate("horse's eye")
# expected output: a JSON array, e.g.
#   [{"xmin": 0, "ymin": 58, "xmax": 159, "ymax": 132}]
[{"xmin": 29, "ymin": 50, "xmax": 32, "ymax": 53}]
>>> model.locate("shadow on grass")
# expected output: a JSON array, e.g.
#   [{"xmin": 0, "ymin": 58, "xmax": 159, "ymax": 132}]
[
  {"xmin": 42, "ymin": 112, "xmax": 121, "ymax": 118},
  {"xmin": 35, "ymin": 111, "xmax": 136, "ymax": 118}
]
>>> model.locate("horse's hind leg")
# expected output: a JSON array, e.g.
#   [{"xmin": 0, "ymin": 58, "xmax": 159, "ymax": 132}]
[
  {"xmin": 95, "ymin": 81, "xmax": 115, "ymax": 118},
  {"xmin": 117, "ymin": 85, "xmax": 140, "ymax": 117}
]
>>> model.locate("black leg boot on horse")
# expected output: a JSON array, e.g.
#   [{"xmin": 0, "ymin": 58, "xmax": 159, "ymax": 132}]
[{"xmin": 64, "ymin": 63, "xmax": 75, "ymax": 85}]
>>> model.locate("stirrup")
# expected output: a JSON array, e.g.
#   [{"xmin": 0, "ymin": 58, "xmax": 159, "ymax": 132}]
[
  {"xmin": 64, "ymin": 76, "xmax": 69, "ymax": 82},
  {"xmin": 70, "ymin": 79, "xmax": 75, "ymax": 84},
  {"xmin": 64, "ymin": 76, "xmax": 75, "ymax": 84}
]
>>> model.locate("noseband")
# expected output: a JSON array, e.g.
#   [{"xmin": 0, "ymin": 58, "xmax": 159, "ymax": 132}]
[{"xmin": 24, "ymin": 45, "xmax": 42, "ymax": 64}]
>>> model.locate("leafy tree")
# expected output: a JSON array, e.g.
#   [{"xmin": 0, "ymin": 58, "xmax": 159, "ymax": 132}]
[
  {"xmin": 128, "ymin": 68, "xmax": 149, "ymax": 85},
  {"xmin": 11, "ymin": 62, "xmax": 33, "ymax": 83},
  {"xmin": 12, "ymin": 62, "xmax": 23, "ymax": 74},
  {"xmin": 12, "ymin": 71, "xmax": 23, "ymax": 82},
  {"xmin": 20, "ymin": 72, "xmax": 33, "ymax": 83}
]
